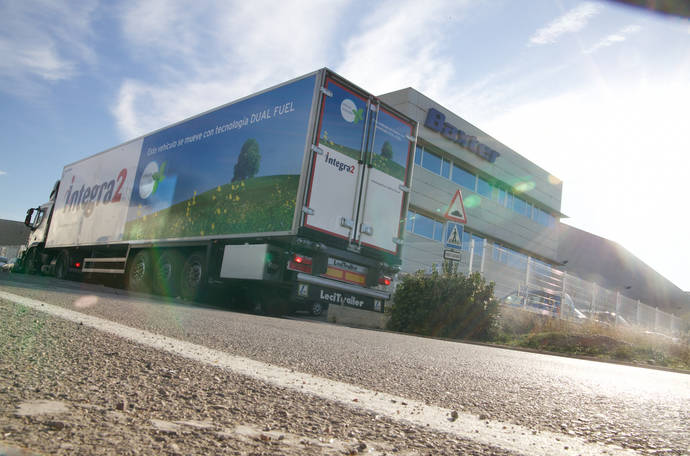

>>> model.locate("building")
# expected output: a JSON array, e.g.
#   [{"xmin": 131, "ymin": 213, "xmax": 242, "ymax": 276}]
[
  {"xmin": 557, "ymin": 223, "xmax": 688, "ymax": 316},
  {"xmin": 380, "ymin": 89, "xmax": 564, "ymax": 278},
  {"xmin": 0, "ymin": 219, "xmax": 30, "ymax": 259},
  {"xmin": 379, "ymin": 88, "xmax": 686, "ymax": 330}
]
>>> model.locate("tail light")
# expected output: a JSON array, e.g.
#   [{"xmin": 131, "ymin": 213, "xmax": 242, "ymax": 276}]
[
  {"xmin": 288, "ymin": 254, "xmax": 312, "ymax": 273},
  {"xmin": 74, "ymin": 262, "xmax": 81, "ymax": 269},
  {"xmin": 378, "ymin": 276, "xmax": 392, "ymax": 286}
]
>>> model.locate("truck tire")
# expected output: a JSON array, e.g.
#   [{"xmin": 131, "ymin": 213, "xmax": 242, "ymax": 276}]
[
  {"xmin": 180, "ymin": 251, "xmax": 206, "ymax": 302},
  {"xmin": 24, "ymin": 248, "xmax": 39, "ymax": 275},
  {"xmin": 55, "ymin": 250, "xmax": 70, "ymax": 280},
  {"xmin": 310, "ymin": 301, "xmax": 324, "ymax": 316},
  {"xmin": 153, "ymin": 250, "xmax": 182, "ymax": 297},
  {"xmin": 125, "ymin": 250, "xmax": 152, "ymax": 293}
]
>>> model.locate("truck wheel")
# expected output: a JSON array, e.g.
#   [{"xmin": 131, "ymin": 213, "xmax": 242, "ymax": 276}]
[
  {"xmin": 310, "ymin": 301, "xmax": 324, "ymax": 316},
  {"xmin": 125, "ymin": 250, "xmax": 151, "ymax": 293},
  {"xmin": 180, "ymin": 252, "xmax": 206, "ymax": 302},
  {"xmin": 24, "ymin": 248, "xmax": 38, "ymax": 275},
  {"xmin": 153, "ymin": 250, "xmax": 182, "ymax": 297},
  {"xmin": 55, "ymin": 251, "xmax": 70, "ymax": 280}
]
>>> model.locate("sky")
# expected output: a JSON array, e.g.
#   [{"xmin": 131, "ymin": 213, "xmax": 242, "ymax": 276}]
[{"xmin": 0, "ymin": 0, "xmax": 688, "ymax": 290}]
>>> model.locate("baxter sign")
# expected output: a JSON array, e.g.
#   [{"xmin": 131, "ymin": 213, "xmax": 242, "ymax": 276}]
[{"xmin": 424, "ymin": 108, "xmax": 500, "ymax": 163}]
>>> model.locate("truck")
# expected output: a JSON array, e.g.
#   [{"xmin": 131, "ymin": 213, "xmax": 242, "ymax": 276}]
[{"xmin": 20, "ymin": 68, "xmax": 418, "ymax": 315}]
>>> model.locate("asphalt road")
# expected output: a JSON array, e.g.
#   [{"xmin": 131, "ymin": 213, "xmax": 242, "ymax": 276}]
[{"xmin": 1, "ymin": 272, "xmax": 688, "ymax": 455}]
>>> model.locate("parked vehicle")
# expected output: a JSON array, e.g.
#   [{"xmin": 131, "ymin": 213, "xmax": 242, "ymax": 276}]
[
  {"xmin": 501, "ymin": 287, "xmax": 587, "ymax": 321},
  {"xmin": 19, "ymin": 69, "xmax": 417, "ymax": 314}
]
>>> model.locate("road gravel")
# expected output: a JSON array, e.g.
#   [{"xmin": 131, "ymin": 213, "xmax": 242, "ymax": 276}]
[{"xmin": 1, "ymin": 274, "xmax": 689, "ymax": 454}]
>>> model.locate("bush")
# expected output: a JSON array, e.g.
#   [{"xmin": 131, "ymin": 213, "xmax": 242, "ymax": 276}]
[{"xmin": 387, "ymin": 269, "xmax": 499, "ymax": 341}]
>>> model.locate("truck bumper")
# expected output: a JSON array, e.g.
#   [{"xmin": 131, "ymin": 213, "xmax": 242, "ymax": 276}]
[{"xmin": 294, "ymin": 273, "xmax": 389, "ymax": 313}]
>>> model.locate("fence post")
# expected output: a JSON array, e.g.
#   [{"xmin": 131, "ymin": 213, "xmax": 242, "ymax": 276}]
[
  {"xmin": 480, "ymin": 241, "xmax": 486, "ymax": 273},
  {"xmin": 590, "ymin": 282, "xmax": 597, "ymax": 318},
  {"xmin": 559, "ymin": 272, "xmax": 567, "ymax": 319},
  {"xmin": 654, "ymin": 307, "xmax": 659, "ymax": 331},
  {"xmin": 615, "ymin": 291, "xmax": 621, "ymax": 327},
  {"xmin": 636, "ymin": 300, "xmax": 641, "ymax": 327},
  {"xmin": 468, "ymin": 239, "xmax": 474, "ymax": 274}
]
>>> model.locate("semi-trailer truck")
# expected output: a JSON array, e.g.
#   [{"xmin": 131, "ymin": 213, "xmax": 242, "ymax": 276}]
[{"xmin": 20, "ymin": 68, "xmax": 417, "ymax": 315}]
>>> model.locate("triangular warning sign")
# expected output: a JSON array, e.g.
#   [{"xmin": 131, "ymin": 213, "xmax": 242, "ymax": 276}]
[{"xmin": 444, "ymin": 189, "xmax": 467, "ymax": 223}]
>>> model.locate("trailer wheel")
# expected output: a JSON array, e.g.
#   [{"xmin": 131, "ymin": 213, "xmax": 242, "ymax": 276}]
[
  {"xmin": 180, "ymin": 252, "xmax": 206, "ymax": 302},
  {"xmin": 55, "ymin": 250, "xmax": 70, "ymax": 280},
  {"xmin": 125, "ymin": 250, "xmax": 151, "ymax": 293},
  {"xmin": 310, "ymin": 301, "xmax": 324, "ymax": 316},
  {"xmin": 153, "ymin": 250, "xmax": 182, "ymax": 297}
]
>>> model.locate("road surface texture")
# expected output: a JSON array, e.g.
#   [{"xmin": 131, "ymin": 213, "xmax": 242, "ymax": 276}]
[{"xmin": 1, "ymin": 273, "xmax": 688, "ymax": 455}]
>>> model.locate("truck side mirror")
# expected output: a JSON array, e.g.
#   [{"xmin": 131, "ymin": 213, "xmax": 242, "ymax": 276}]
[{"xmin": 24, "ymin": 208, "xmax": 34, "ymax": 228}]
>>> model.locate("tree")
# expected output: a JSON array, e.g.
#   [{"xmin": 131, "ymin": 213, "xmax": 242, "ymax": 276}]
[
  {"xmin": 232, "ymin": 139, "xmax": 261, "ymax": 182},
  {"xmin": 381, "ymin": 141, "xmax": 393, "ymax": 159}
]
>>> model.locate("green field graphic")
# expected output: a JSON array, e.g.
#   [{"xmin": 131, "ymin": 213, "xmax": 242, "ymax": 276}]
[
  {"xmin": 320, "ymin": 135, "xmax": 405, "ymax": 181},
  {"xmin": 123, "ymin": 174, "xmax": 300, "ymax": 240}
]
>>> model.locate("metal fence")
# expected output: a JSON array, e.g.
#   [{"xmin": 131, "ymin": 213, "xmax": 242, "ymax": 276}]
[{"xmin": 449, "ymin": 240, "xmax": 685, "ymax": 336}]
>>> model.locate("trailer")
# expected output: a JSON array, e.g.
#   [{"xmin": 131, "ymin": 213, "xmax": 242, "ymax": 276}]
[{"xmin": 21, "ymin": 68, "xmax": 418, "ymax": 314}]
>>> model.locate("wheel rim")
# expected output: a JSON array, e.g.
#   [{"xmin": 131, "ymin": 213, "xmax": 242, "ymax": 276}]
[
  {"xmin": 158, "ymin": 262, "xmax": 173, "ymax": 282},
  {"xmin": 185, "ymin": 262, "xmax": 202, "ymax": 289},
  {"xmin": 131, "ymin": 258, "xmax": 146, "ymax": 285},
  {"xmin": 312, "ymin": 302, "xmax": 322, "ymax": 315}
]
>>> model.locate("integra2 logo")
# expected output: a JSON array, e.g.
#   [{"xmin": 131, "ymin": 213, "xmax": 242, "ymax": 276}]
[
  {"xmin": 63, "ymin": 169, "xmax": 127, "ymax": 216},
  {"xmin": 324, "ymin": 151, "xmax": 355, "ymax": 174}
]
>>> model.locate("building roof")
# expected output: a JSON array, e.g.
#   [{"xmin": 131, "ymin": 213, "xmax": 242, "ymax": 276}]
[
  {"xmin": 557, "ymin": 223, "xmax": 688, "ymax": 315},
  {"xmin": 0, "ymin": 219, "xmax": 30, "ymax": 246}
]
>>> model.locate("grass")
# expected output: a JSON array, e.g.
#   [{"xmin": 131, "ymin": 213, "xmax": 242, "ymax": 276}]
[
  {"xmin": 123, "ymin": 174, "xmax": 299, "ymax": 240},
  {"xmin": 320, "ymin": 137, "xmax": 406, "ymax": 181},
  {"xmin": 496, "ymin": 306, "xmax": 690, "ymax": 371}
]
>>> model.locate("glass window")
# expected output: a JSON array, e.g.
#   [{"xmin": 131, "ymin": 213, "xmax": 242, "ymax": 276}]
[
  {"xmin": 513, "ymin": 195, "xmax": 531, "ymax": 217},
  {"xmin": 477, "ymin": 177, "xmax": 491, "ymax": 198},
  {"xmin": 451, "ymin": 164, "xmax": 476, "ymax": 190},
  {"xmin": 406, "ymin": 211, "xmax": 415, "ymax": 232},
  {"xmin": 461, "ymin": 231, "xmax": 471, "ymax": 251},
  {"xmin": 533, "ymin": 207, "xmax": 556, "ymax": 227},
  {"xmin": 506, "ymin": 192, "xmax": 514, "ymax": 210},
  {"xmin": 414, "ymin": 214, "xmax": 435, "ymax": 239},
  {"xmin": 414, "ymin": 146, "xmax": 422, "ymax": 165},
  {"xmin": 461, "ymin": 231, "xmax": 484, "ymax": 256},
  {"xmin": 406, "ymin": 210, "xmax": 443, "ymax": 241},
  {"xmin": 493, "ymin": 244, "xmax": 527, "ymax": 270},
  {"xmin": 421, "ymin": 150, "xmax": 442, "ymax": 174},
  {"xmin": 434, "ymin": 221, "xmax": 444, "ymax": 241},
  {"xmin": 497, "ymin": 188, "xmax": 506, "ymax": 205},
  {"xmin": 440, "ymin": 158, "xmax": 451, "ymax": 179}
]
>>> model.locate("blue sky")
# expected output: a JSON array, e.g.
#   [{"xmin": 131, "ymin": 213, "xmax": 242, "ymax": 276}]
[{"xmin": 0, "ymin": 0, "xmax": 688, "ymax": 290}]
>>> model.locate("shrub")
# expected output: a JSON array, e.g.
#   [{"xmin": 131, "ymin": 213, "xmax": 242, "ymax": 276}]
[{"xmin": 388, "ymin": 269, "xmax": 499, "ymax": 341}]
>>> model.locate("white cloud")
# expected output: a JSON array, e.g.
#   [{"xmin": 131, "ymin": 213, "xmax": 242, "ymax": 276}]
[
  {"xmin": 336, "ymin": 0, "xmax": 464, "ymax": 98},
  {"xmin": 0, "ymin": 0, "xmax": 97, "ymax": 94},
  {"xmin": 482, "ymin": 75, "xmax": 690, "ymax": 290},
  {"xmin": 529, "ymin": 2, "xmax": 602, "ymax": 46},
  {"xmin": 584, "ymin": 24, "xmax": 642, "ymax": 54},
  {"xmin": 113, "ymin": 0, "xmax": 349, "ymax": 138},
  {"xmin": 0, "ymin": 170, "xmax": 7, "ymax": 176}
]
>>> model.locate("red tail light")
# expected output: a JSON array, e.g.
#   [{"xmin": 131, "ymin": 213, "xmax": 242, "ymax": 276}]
[
  {"xmin": 378, "ymin": 276, "xmax": 392, "ymax": 286},
  {"xmin": 288, "ymin": 254, "xmax": 312, "ymax": 273},
  {"xmin": 74, "ymin": 262, "xmax": 81, "ymax": 268}
]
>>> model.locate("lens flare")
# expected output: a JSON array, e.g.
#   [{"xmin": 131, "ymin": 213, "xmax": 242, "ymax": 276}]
[
  {"xmin": 513, "ymin": 181, "xmax": 535, "ymax": 193},
  {"xmin": 73, "ymin": 295, "xmax": 98, "ymax": 308},
  {"xmin": 464, "ymin": 195, "xmax": 481, "ymax": 208}
]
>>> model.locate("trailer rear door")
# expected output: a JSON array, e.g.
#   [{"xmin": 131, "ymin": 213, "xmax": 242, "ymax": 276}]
[{"xmin": 303, "ymin": 75, "xmax": 415, "ymax": 256}]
